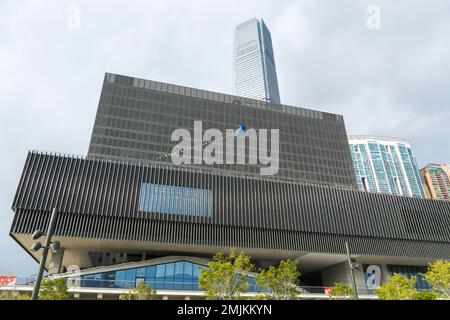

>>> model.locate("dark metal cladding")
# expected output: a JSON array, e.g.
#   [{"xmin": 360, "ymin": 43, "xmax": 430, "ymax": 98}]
[
  {"xmin": 11, "ymin": 151, "xmax": 450, "ymax": 259},
  {"xmin": 87, "ymin": 73, "xmax": 356, "ymax": 188}
]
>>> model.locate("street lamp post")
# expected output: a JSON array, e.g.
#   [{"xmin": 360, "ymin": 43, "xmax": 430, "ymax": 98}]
[
  {"xmin": 31, "ymin": 208, "xmax": 59, "ymax": 300},
  {"xmin": 345, "ymin": 241, "xmax": 359, "ymax": 300}
]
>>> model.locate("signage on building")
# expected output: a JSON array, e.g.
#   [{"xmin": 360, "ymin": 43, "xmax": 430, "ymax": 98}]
[
  {"xmin": 365, "ymin": 265, "xmax": 381, "ymax": 289},
  {"xmin": 0, "ymin": 276, "xmax": 16, "ymax": 286}
]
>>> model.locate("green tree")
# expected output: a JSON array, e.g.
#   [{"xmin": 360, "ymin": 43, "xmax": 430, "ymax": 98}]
[
  {"xmin": 0, "ymin": 291, "xmax": 31, "ymax": 300},
  {"xmin": 413, "ymin": 290, "xmax": 437, "ymax": 300},
  {"xmin": 199, "ymin": 249, "xmax": 255, "ymax": 300},
  {"xmin": 328, "ymin": 283, "xmax": 354, "ymax": 300},
  {"xmin": 256, "ymin": 259, "xmax": 302, "ymax": 300},
  {"xmin": 119, "ymin": 282, "xmax": 156, "ymax": 300},
  {"xmin": 375, "ymin": 273, "xmax": 418, "ymax": 300},
  {"xmin": 39, "ymin": 277, "xmax": 69, "ymax": 300},
  {"xmin": 423, "ymin": 260, "xmax": 450, "ymax": 299}
]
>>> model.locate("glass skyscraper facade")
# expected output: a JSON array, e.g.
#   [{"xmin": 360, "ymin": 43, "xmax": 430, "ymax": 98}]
[
  {"xmin": 420, "ymin": 163, "xmax": 450, "ymax": 200},
  {"xmin": 233, "ymin": 17, "xmax": 281, "ymax": 104},
  {"xmin": 348, "ymin": 135, "xmax": 425, "ymax": 198}
]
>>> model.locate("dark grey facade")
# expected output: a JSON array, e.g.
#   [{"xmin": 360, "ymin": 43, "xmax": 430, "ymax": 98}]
[
  {"xmin": 88, "ymin": 73, "xmax": 356, "ymax": 188},
  {"xmin": 11, "ymin": 152, "xmax": 450, "ymax": 266},
  {"xmin": 10, "ymin": 73, "xmax": 450, "ymax": 291}
]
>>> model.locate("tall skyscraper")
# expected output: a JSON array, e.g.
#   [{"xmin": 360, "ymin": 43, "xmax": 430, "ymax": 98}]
[
  {"xmin": 348, "ymin": 135, "xmax": 425, "ymax": 198},
  {"xmin": 420, "ymin": 163, "xmax": 450, "ymax": 200},
  {"xmin": 233, "ymin": 18, "xmax": 281, "ymax": 104}
]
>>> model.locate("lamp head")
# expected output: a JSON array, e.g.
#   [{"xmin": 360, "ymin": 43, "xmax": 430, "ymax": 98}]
[
  {"xmin": 32, "ymin": 230, "xmax": 44, "ymax": 240},
  {"xmin": 31, "ymin": 242, "xmax": 42, "ymax": 252},
  {"xmin": 350, "ymin": 256, "xmax": 360, "ymax": 270}
]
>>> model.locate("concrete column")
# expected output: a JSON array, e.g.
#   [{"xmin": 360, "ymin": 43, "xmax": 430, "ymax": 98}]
[
  {"xmin": 321, "ymin": 262, "xmax": 350, "ymax": 287},
  {"xmin": 380, "ymin": 264, "xmax": 390, "ymax": 284},
  {"xmin": 353, "ymin": 266, "xmax": 367, "ymax": 294},
  {"xmin": 321, "ymin": 261, "xmax": 369, "ymax": 295},
  {"xmin": 48, "ymin": 248, "xmax": 65, "ymax": 275}
]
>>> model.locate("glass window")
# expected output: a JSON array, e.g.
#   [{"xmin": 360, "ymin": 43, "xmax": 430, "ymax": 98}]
[
  {"xmin": 125, "ymin": 269, "xmax": 136, "ymax": 288},
  {"xmin": 145, "ymin": 266, "xmax": 156, "ymax": 278},
  {"xmin": 139, "ymin": 183, "xmax": 213, "ymax": 217},
  {"xmin": 386, "ymin": 265, "xmax": 431, "ymax": 290},
  {"xmin": 136, "ymin": 267, "xmax": 146, "ymax": 278},
  {"xmin": 153, "ymin": 278, "xmax": 164, "ymax": 290},
  {"xmin": 184, "ymin": 262, "xmax": 193, "ymax": 278},
  {"xmin": 136, "ymin": 277, "xmax": 145, "ymax": 287},
  {"xmin": 247, "ymin": 277, "xmax": 257, "ymax": 292},
  {"xmin": 193, "ymin": 264, "xmax": 200, "ymax": 278},
  {"xmin": 183, "ymin": 278, "xmax": 194, "ymax": 291},
  {"xmin": 165, "ymin": 263, "xmax": 175, "ymax": 277},
  {"xmin": 103, "ymin": 272, "xmax": 115, "ymax": 288},
  {"xmin": 81, "ymin": 274, "xmax": 95, "ymax": 288},
  {"xmin": 173, "ymin": 262, "xmax": 185, "ymax": 290},
  {"xmin": 175, "ymin": 262, "xmax": 184, "ymax": 277},
  {"xmin": 145, "ymin": 278, "xmax": 155, "ymax": 287},
  {"xmin": 164, "ymin": 263, "xmax": 175, "ymax": 290},
  {"xmin": 115, "ymin": 270, "xmax": 126, "ymax": 288},
  {"xmin": 80, "ymin": 261, "xmax": 210, "ymax": 291},
  {"xmin": 93, "ymin": 273, "xmax": 104, "ymax": 287},
  {"xmin": 156, "ymin": 265, "xmax": 165, "ymax": 278}
]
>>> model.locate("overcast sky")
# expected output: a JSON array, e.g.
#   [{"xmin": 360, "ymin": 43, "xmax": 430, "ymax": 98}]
[{"xmin": 1, "ymin": 0, "xmax": 449, "ymax": 275}]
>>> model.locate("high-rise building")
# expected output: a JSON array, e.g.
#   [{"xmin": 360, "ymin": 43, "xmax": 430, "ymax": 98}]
[
  {"xmin": 8, "ymin": 74, "xmax": 450, "ymax": 298},
  {"xmin": 233, "ymin": 18, "xmax": 281, "ymax": 104},
  {"xmin": 88, "ymin": 73, "xmax": 355, "ymax": 188},
  {"xmin": 348, "ymin": 135, "xmax": 425, "ymax": 198},
  {"xmin": 420, "ymin": 163, "xmax": 450, "ymax": 200}
]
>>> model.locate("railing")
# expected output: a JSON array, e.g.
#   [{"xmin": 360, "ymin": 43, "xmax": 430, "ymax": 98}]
[{"xmin": 1, "ymin": 276, "xmax": 379, "ymax": 296}]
